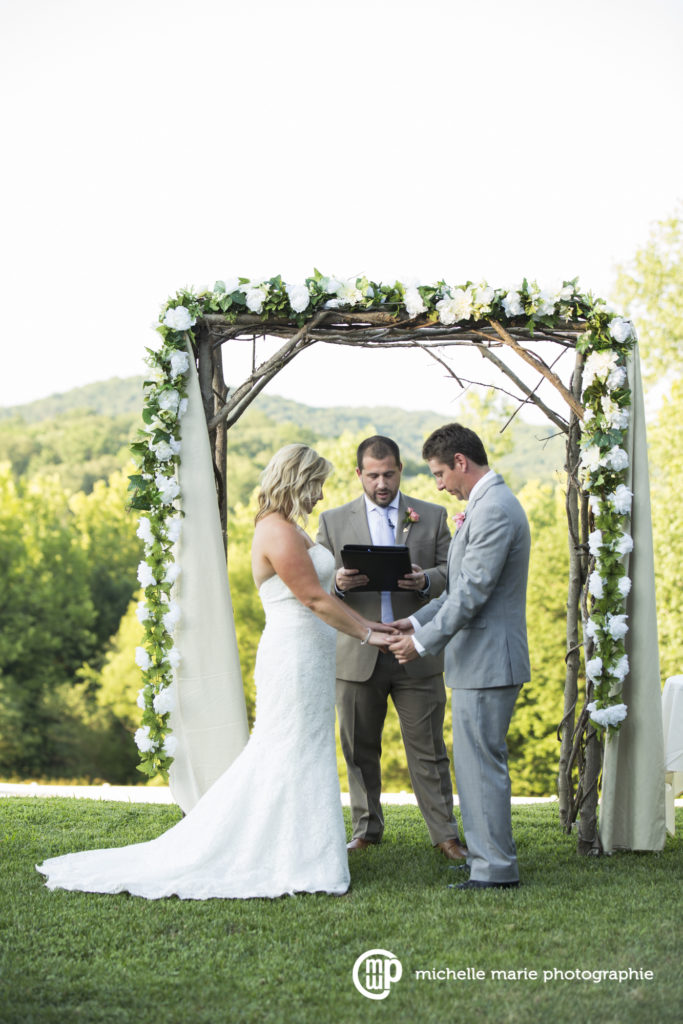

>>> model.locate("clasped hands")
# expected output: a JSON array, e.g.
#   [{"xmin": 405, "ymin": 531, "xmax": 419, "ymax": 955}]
[{"xmin": 364, "ymin": 618, "xmax": 419, "ymax": 662}]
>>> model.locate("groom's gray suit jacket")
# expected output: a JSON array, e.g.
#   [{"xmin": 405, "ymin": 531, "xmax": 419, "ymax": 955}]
[{"xmin": 412, "ymin": 473, "xmax": 530, "ymax": 690}]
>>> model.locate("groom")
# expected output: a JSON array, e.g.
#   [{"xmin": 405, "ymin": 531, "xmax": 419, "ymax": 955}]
[
  {"xmin": 317, "ymin": 435, "xmax": 465, "ymax": 859},
  {"xmin": 389, "ymin": 423, "xmax": 531, "ymax": 890}
]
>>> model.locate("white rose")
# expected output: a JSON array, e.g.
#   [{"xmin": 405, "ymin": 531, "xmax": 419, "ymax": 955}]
[
  {"xmin": 134, "ymin": 725, "xmax": 157, "ymax": 753},
  {"xmin": 404, "ymin": 286, "xmax": 426, "ymax": 319},
  {"xmin": 164, "ymin": 562, "xmax": 181, "ymax": 585},
  {"xmin": 536, "ymin": 291, "xmax": 556, "ymax": 316},
  {"xmin": 613, "ymin": 654, "xmax": 629, "ymax": 682},
  {"xmin": 135, "ymin": 601, "xmax": 150, "ymax": 624},
  {"xmin": 136, "ymin": 689, "xmax": 147, "ymax": 711},
  {"xmin": 163, "ymin": 306, "xmax": 196, "ymax": 331},
  {"xmin": 580, "ymin": 445, "xmax": 602, "ymax": 475},
  {"xmin": 473, "ymin": 284, "xmax": 495, "ymax": 313},
  {"xmin": 606, "ymin": 613, "xmax": 629, "ymax": 640},
  {"xmin": 601, "ymin": 396, "xmax": 629, "ymax": 430},
  {"xmin": 588, "ymin": 529, "xmax": 603, "ymax": 556},
  {"xmin": 602, "ymin": 445, "xmax": 629, "ymax": 472},
  {"xmin": 436, "ymin": 297, "xmax": 457, "ymax": 325},
  {"xmin": 136, "ymin": 517, "xmax": 154, "ymax": 545},
  {"xmin": 609, "ymin": 318, "xmax": 633, "ymax": 343},
  {"xmin": 588, "ymin": 571, "xmax": 604, "ymax": 599},
  {"xmin": 502, "ymin": 291, "xmax": 524, "ymax": 317},
  {"xmin": 609, "ymin": 484, "xmax": 633, "ymax": 515},
  {"xmin": 582, "ymin": 349, "xmax": 619, "ymax": 390},
  {"xmin": 449, "ymin": 287, "xmax": 474, "ymax": 322},
  {"xmin": 165, "ymin": 647, "xmax": 181, "ymax": 669},
  {"xmin": 285, "ymin": 283, "xmax": 310, "ymax": 313},
  {"xmin": 607, "ymin": 365, "xmax": 627, "ymax": 389},
  {"xmin": 245, "ymin": 286, "xmax": 267, "ymax": 313},
  {"xmin": 166, "ymin": 517, "xmax": 182, "ymax": 544},
  {"xmin": 154, "ymin": 472, "xmax": 180, "ymax": 505},
  {"xmin": 178, "ymin": 398, "xmax": 189, "ymax": 418},
  {"xmin": 586, "ymin": 656, "xmax": 603, "ymax": 682},
  {"xmin": 615, "ymin": 532, "xmax": 633, "ymax": 556},
  {"xmin": 135, "ymin": 646, "xmax": 151, "ymax": 671},
  {"xmin": 158, "ymin": 389, "xmax": 180, "ymax": 414},
  {"xmin": 162, "ymin": 602, "xmax": 181, "ymax": 632},
  {"xmin": 162, "ymin": 734, "xmax": 178, "ymax": 758},
  {"xmin": 169, "ymin": 350, "xmax": 190, "ymax": 378},
  {"xmin": 587, "ymin": 702, "xmax": 628, "ymax": 728},
  {"xmin": 559, "ymin": 284, "xmax": 574, "ymax": 300},
  {"xmin": 146, "ymin": 365, "xmax": 167, "ymax": 386},
  {"xmin": 152, "ymin": 441, "xmax": 175, "ymax": 462},
  {"xmin": 223, "ymin": 276, "xmax": 241, "ymax": 293},
  {"xmin": 617, "ymin": 575, "xmax": 632, "ymax": 597},
  {"xmin": 153, "ymin": 687, "xmax": 176, "ymax": 715},
  {"xmin": 589, "ymin": 494, "xmax": 601, "ymax": 516},
  {"xmin": 137, "ymin": 561, "xmax": 156, "ymax": 588},
  {"xmin": 583, "ymin": 617, "xmax": 600, "ymax": 641},
  {"xmin": 336, "ymin": 281, "xmax": 364, "ymax": 306}
]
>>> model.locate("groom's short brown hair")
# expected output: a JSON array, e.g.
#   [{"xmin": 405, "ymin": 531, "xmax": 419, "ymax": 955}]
[
  {"xmin": 357, "ymin": 435, "xmax": 401, "ymax": 469},
  {"xmin": 422, "ymin": 424, "xmax": 488, "ymax": 468}
]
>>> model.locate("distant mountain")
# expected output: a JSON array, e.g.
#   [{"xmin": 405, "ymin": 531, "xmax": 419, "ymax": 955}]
[
  {"xmin": 0, "ymin": 377, "xmax": 146, "ymax": 422},
  {"xmin": 0, "ymin": 376, "xmax": 567, "ymax": 489}
]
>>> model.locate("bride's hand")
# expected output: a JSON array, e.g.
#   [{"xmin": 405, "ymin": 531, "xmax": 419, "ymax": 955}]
[{"xmin": 368, "ymin": 630, "xmax": 394, "ymax": 648}]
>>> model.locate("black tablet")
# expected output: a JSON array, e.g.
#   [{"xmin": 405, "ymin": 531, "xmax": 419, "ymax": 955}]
[{"xmin": 341, "ymin": 544, "xmax": 412, "ymax": 591}]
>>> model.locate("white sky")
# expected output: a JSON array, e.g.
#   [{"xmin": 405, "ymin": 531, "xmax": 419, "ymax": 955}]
[{"xmin": 1, "ymin": 0, "xmax": 681, "ymax": 417}]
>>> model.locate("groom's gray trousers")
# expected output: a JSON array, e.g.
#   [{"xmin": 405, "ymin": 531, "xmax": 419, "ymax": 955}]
[{"xmin": 451, "ymin": 684, "xmax": 521, "ymax": 883}]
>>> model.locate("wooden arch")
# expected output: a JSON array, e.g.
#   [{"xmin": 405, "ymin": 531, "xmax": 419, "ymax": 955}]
[{"xmin": 190, "ymin": 308, "xmax": 598, "ymax": 851}]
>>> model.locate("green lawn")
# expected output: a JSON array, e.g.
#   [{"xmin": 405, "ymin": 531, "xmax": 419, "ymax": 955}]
[{"xmin": 0, "ymin": 799, "xmax": 681, "ymax": 1024}]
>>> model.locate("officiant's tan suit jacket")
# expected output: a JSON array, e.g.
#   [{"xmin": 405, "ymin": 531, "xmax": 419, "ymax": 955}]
[{"xmin": 317, "ymin": 493, "xmax": 451, "ymax": 678}]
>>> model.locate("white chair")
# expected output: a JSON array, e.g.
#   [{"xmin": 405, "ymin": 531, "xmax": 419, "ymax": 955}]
[{"xmin": 662, "ymin": 675, "xmax": 683, "ymax": 835}]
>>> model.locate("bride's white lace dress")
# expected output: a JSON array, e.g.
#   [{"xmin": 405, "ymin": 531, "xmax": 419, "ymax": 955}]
[{"xmin": 37, "ymin": 545, "xmax": 350, "ymax": 899}]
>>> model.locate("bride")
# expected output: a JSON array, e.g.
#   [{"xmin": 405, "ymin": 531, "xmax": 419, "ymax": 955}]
[{"xmin": 37, "ymin": 444, "xmax": 391, "ymax": 900}]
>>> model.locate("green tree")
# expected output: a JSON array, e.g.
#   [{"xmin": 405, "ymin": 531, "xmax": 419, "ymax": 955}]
[
  {"xmin": 69, "ymin": 468, "xmax": 142, "ymax": 649},
  {"xmin": 0, "ymin": 467, "xmax": 97, "ymax": 774},
  {"xmin": 613, "ymin": 205, "xmax": 683, "ymax": 387},
  {"xmin": 647, "ymin": 379, "xmax": 683, "ymax": 679}
]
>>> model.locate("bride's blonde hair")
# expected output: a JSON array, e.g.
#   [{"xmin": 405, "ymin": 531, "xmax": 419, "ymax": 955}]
[{"xmin": 255, "ymin": 444, "xmax": 333, "ymax": 524}]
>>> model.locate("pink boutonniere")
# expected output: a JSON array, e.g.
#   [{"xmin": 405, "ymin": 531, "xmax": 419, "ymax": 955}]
[
  {"xmin": 453, "ymin": 511, "xmax": 467, "ymax": 531},
  {"xmin": 403, "ymin": 506, "xmax": 420, "ymax": 528}
]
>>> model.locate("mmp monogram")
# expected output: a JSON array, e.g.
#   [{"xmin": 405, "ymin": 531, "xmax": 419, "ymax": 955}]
[{"xmin": 352, "ymin": 949, "xmax": 403, "ymax": 1000}]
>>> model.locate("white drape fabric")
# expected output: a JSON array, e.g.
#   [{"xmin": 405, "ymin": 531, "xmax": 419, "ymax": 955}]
[
  {"xmin": 599, "ymin": 344, "xmax": 666, "ymax": 852},
  {"xmin": 168, "ymin": 347, "xmax": 249, "ymax": 813}
]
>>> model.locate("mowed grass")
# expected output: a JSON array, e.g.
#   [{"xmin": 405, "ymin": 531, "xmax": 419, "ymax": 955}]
[{"xmin": 0, "ymin": 798, "xmax": 681, "ymax": 1024}]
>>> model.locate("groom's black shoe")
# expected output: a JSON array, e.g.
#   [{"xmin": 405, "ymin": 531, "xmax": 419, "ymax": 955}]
[
  {"xmin": 450, "ymin": 879, "xmax": 519, "ymax": 891},
  {"xmin": 437, "ymin": 839, "xmax": 468, "ymax": 861},
  {"xmin": 347, "ymin": 837, "xmax": 376, "ymax": 852}
]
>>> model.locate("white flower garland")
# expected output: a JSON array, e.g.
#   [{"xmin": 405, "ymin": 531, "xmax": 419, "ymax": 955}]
[
  {"xmin": 128, "ymin": 295, "xmax": 199, "ymax": 778},
  {"xmin": 577, "ymin": 317, "xmax": 636, "ymax": 736},
  {"xmin": 130, "ymin": 274, "xmax": 635, "ymax": 777}
]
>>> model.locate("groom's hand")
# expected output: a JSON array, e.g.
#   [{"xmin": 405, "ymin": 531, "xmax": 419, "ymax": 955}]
[
  {"xmin": 388, "ymin": 618, "xmax": 414, "ymax": 634},
  {"xmin": 335, "ymin": 567, "xmax": 369, "ymax": 592},
  {"xmin": 388, "ymin": 635, "xmax": 419, "ymax": 663}
]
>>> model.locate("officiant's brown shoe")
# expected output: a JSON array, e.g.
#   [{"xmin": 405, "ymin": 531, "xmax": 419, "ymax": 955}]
[
  {"xmin": 437, "ymin": 839, "xmax": 469, "ymax": 861},
  {"xmin": 347, "ymin": 837, "xmax": 375, "ymax": 852}
]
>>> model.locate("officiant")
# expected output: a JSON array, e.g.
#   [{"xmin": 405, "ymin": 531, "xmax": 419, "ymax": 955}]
[{"xmin": 316, "ymin": 435, "xmax": 466, "ymax": 860}]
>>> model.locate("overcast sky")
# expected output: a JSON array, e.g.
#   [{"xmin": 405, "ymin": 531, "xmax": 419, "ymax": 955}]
[{"xmin": 1, "ymin": 0, "xmax": 681, "ymax": 417}]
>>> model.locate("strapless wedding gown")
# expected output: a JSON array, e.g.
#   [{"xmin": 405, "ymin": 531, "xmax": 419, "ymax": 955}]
[{"xmin": 37, "ymin": 545, "xmax": 350, "ymax": 899}]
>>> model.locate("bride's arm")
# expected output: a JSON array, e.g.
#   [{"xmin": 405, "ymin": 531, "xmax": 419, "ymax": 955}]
[{"xmin": 253, "ymin": 517, "xmax": 390, "ymax": 644}]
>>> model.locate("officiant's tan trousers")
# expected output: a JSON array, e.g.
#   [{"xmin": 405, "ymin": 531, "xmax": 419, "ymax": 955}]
[{"xmin": 336, "ymin": 651, "xmax": 459, "ymax": 844}]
